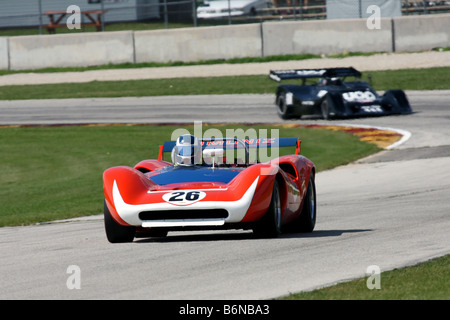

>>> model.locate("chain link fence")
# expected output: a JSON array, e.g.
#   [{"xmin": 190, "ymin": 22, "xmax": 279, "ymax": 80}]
[
  {"xmin": 0, "ymin": 0, "xmax": 449, "ymax": 34},
  {"xmin": 0, "ymin": 0, "xmax": 197, "ymax": 33}
]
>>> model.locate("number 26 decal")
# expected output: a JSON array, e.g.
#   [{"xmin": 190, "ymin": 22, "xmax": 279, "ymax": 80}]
[{"xmin": 163, "ymin": 191, "xmax": 206, "ymax": 206}]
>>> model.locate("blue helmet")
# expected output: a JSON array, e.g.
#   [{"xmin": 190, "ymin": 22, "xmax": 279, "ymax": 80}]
[{"xmin": 171, "ymin": 134, "xmax": 201, "ymax": 166}]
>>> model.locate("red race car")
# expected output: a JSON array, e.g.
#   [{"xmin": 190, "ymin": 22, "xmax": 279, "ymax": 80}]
[{"xmin": 103, "ymin": 135, "xmax": 316, "ymax": 243}]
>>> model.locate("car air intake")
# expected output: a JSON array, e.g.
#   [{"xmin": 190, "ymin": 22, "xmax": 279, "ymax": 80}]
[{"xmin": 139, "ymin": 209, "xmax": 228, "ymax": 221}]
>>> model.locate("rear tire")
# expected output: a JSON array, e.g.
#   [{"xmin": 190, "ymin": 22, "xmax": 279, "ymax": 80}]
[
  {"xmin": 297, "ymin": 176, "xmax": 316, "ymax": 232},
  {"xmin": 253, "ymin": 181, "xmax": 282, "ymax": 238},
  {"xmin": 104, "ymin": 201, "xmax": 135, "ymax": 243},
  {"xmin": 382, "ymin": 90, "xmax": 412, "ymax": 114}
]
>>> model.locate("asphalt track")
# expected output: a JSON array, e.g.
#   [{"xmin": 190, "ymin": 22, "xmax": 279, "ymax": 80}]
[{"xmin": 0, "ymin": 90, "xmax": 449, "ymax": 300}]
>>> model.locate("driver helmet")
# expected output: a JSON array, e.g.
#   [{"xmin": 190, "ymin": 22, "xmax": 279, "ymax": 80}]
[{"xmin": 171, "ymin": 134, "xmax": 201, "ymax": 166}]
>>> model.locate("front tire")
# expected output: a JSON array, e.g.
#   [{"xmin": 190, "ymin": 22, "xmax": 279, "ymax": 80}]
[{"xmin": 104, "ymin": 201, "xmax": 135, "ymax": 243}]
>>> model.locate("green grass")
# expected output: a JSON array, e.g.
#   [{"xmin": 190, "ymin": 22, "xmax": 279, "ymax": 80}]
[
  {"xmin": 0, "ymin": 48, "xmax": 447, "ymax": 77},
  {"xmin": 0, "ymin": 53, "xmax": 321, "ymax": 76},
  {"xmin": 368, "ymin": 67, "xmax": 450, "ymax": 91},
  {"xmin": 281, "ymin": 254, "xmax": 450, "ymax": 300},
  {"xmin": 0, "ymin": 67, "xmax": 449, "ymax": 100},
  {"xmin": 0, "ymin": 124, "xmax": 379, "ymax": 227}
]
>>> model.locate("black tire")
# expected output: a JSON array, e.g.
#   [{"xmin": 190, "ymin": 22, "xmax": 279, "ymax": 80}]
[
  {"xmin": 276, "ymin": 93, "xmax": 293, "ymax": 120},
  {"xmin": 297, "ymin": 176, "xmax": 316, "ymax": 232},
  {"xmin": 253, "ymin": 180, "xmax": 282, "ymax": 238},
  {"xmin": 383, "ymin": 90, "xmax": 412, "ymax": 114},
  {"xmin": 321, "ymin": 98, "xmax": 330, "ymax": 120},
  {"xmin": 104, "ymin": 201, "xmax": 135, "ymax": 243}
]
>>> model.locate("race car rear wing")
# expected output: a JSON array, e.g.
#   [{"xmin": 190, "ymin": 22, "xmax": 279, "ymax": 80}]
[
  {"xmin": 269, "ymin": 67, "xmax": 361, "ymax": 82},
  {"xmin": 158, "ymin": 137, "xmax": 301, "ymax": 162}
]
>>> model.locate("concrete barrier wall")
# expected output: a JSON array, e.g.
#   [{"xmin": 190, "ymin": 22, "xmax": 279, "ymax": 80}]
[
  {"xmin": 262, "ymin": 18, "xmax": 393, "ymax": 56},
  {"xmin": 8, "ymin": 31, "xmax": 134, "ymax": 70},
  {"xmin": 394, "ymin": 14, "xmax": 450, "ymax": 52},
  {"xmin": 0, "ymin": 38, "xmax": 8, "ymax": 70},
  {"xmin": 135, "ymin": 24, "xmax": 262, "ymax": 63},
  {"xmin": 1, "ymin": 14, "xmax": 449, "ymax": 70}
]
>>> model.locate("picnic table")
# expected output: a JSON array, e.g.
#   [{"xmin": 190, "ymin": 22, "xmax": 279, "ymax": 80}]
[{"xmin": 43, "ymin": 10, "xmax": 107, "ymax": 34}]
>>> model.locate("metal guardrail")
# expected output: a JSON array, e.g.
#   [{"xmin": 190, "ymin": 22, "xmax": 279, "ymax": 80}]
[
  {"xmin": 402, "ymin": 4, "xmax": 450, "ymax": 14},
  {"xmin": 252, "ymin": 5, "xmax": 327, "ymax": 21},
  {"xmin": 199, "ymin": 1, "xmax": 450, "ymax": 24},
  {"xmin": 249, "ymin": 3, "xmax": 450, "ymax": 23}
]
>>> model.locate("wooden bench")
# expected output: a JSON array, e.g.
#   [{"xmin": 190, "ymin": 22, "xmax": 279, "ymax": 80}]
[{"xmin": 43, "ymin": 10, "xmax": 107, "ymax": 34}]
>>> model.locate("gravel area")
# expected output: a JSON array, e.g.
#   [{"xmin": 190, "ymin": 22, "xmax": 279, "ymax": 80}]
[{"xmin": 0, "ymin": 50, "xmax": 449, "ymax": 86}]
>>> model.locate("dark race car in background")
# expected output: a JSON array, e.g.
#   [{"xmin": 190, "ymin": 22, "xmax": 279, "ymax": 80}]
[{"xmin": 269, "ymin": 67, "xmax": 412, "ymax": 120}]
